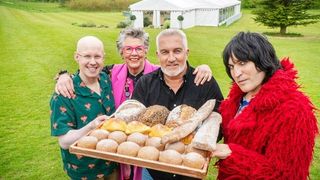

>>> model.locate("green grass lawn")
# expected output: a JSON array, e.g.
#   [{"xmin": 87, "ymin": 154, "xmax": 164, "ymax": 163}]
[{"xmin": 0, "ymin": 2, "xmax": 319, "ymax": 179}]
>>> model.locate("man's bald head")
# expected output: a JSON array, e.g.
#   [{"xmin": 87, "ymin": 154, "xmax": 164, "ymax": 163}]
[{"xmin": 76, "ymin": 36, "xmax": 104, "ymax": 53}]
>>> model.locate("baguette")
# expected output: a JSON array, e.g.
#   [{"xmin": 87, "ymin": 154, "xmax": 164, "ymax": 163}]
[
  {"xmin": 161, "ymin": 99, "xmax": 216, "ymax": 144},
  {"xmin": 191, "ymin": 112, "xmax": 222, "ymax": 151}
]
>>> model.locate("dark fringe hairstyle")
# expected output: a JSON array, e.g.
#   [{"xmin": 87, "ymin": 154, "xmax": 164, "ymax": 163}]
[{"xmin": 222, "ymin": 32, "xmax": 281, "ymax": 83}]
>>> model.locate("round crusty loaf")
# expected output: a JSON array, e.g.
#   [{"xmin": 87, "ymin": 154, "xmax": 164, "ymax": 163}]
[
  {"xmin": 137, "ymin": 146, "xmax": 160, "ymax": 161},
  {"xmin": 108, "ymin": 131, "xmax": 127, "ymax": 144},
  {"xmin": 89, "ymin": 129, "xmax": 109, "ymax": 141},
  {"xmin": 185, "ymin": 144, "xmax": 208, "ymax": 158},
  {"xmin": 127, "ymin": 132, "xmax": 148, "ymax": 146},
  {"xmin": 145, "ymin": 137, "xmax": 165, "ymax": 151},
  {"xmin": 77, "ymin": 136, "xmax": 98, "ymax": 149},
  {"xmin": 114, "ymin": 100, "xmax": 146, "ymax": 123},
  {"xmin": 96, "ymin": 139, "xmax": 118, "ymax": 153},
  {"xmin": 183, "ymin": 152, "xmax": 206, "ymax": 169},
  {"xmin": 117, "ymin": 141, "xmax": 140, "ymax": 157},
  {"xmin": 166, "ymin": 104, "xmax": 196, "ymax": 128},
  {"xmin": 159, "ymin": 149, "xmax": 182, "ymax": 165},
  {"xmin": 138, "ymin": 105, "xmax": 169, "ymax": 126},
  {"xmin": 165, "ymin": 141, "xmax": 186, "ymax": 154}
]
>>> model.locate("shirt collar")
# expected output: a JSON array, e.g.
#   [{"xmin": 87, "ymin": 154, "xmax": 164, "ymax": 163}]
[
  {"xmin": 127, "ymin": 70, "xmax": 144, "ymax": 85},
  {"xmin": 73, "ymin": 72, "xmax": 110, "ymax": 97}
]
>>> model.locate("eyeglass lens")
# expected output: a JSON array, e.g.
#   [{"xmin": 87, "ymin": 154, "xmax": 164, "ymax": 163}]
[{"xmin": 123, "ymin": 46, "xmax": 145, "ymax": 54}]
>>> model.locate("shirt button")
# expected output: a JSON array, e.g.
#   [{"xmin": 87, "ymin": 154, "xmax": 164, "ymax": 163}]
[
  {"xmin": 174, "ymin": 104, "xmax": 176, "ymax": 107},
  {"xmin": 173, "ymin": 174, "xmax": 176, "ymax": 177}
]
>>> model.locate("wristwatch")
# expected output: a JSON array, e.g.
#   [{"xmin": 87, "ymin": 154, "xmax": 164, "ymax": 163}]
[{"xmin": 54, "ymin": 70, "xmax": 68, "ymax": 81}]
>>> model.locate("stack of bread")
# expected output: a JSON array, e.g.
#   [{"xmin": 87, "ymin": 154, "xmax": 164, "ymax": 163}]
[{"xmin": 76, "ymin": 99, "xmax": 221, "ymax": 170}]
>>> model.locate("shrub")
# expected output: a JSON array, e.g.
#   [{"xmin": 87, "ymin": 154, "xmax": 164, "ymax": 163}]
[
  {"xmin": 241, "ymin": 0, "xmax": 257, "ymax": 9},
  {"xmin": 177, "ymin": 15, "xmax": 184, "ymax": 21},
  {"xmin": 143, "ymin": 16, "xmax": 152, "ymax": 27},
  {"xmin": 71, "ymin": 22, "xmax": 108, "ymax": 28},
  {"xmin": 97, "ymin": 25, "xmax": 109, "ymax": 28},
  {"xmin": 78, "ymin": 22, "xmax": 96, "ymax": 27},
  {"xmin": 117, "ymin": 21, "xmax": 130, "ymax": 28},
  {"xmin": 163, "ymin": 20, "xmax": 170, "ymax": 29},
  {"xmin": 130, "ymin": 15, "xmax": 136, "ymax": 21}
]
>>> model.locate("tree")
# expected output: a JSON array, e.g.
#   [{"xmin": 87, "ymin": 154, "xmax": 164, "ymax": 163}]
[
  {"xmin": 130, "ymin": 15, "xmax": 136, "ymax": 27},
  {"xmin": 177, "ymin": 15, "xmax": 184, "ymax": 29},
  {"xmin": 253, "ymin": 0, "xmax": 320, "ymax": 35},
  {"xmin": 130, "ymin": 15, "xmax": 136, "ymax": 21}
]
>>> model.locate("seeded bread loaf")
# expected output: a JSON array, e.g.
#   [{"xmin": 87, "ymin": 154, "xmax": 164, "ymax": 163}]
[{"xmin": 138, "ymin": 105, "xmax": 170, "ymax": 126}]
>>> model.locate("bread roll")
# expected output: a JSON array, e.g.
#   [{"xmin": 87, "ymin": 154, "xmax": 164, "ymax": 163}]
[
  {"xmin": 117, "ymin": 141, "xmax": 140, "ymax": 157},
  {"xmin": 137, "ymin": 146, "xmax": 160, "ymax": 161},
  {"xmin": 159, "ymin": 150, "xmax": 182, "ymax": 165},
  {"xmin": 77, "ymin": 136, "xmax": 98, "ymax": 149},
  {"xmin": 165, "ymin": 141, "xmax": 185, "ymax": 154},
  {"xmin": 183, "ymin": 152, "xmax": 205, "ymax": 169},
  {"xmin": 127, "ymin": 132, "xmax": 148, "ymax": 146},
  {"xmin": 145, "ymin": 137, "xmax": 165, "ymax": 151},
  {"xmin": 89, "ymin": 129, "xmax": 109, "ymax": 141},
  {"xmin": 96, "ymin": 139, "xmax": 118, "ymax": 153},
  {"xmin": 185, "ymin": 144, "xmax": 208, "ymax": 158},
  {"xmin": 108, "ymin": 131, "xmax": 127, "ymax": 144}
]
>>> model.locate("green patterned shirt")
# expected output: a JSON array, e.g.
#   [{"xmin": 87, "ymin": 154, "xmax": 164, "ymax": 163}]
[{"xmin": 50, "ymin": 72, "xmax": 116, "ymax": 180}]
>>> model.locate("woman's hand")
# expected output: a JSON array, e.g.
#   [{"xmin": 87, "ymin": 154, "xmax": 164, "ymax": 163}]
[
  {"xmin": 55, "ymin": 73, "xmax": 75, "ymax": 98},
  {"xmin": 193, "ymin": 64, "xmax": 212, "ymax": 86},
  {"xmin": 211, "ymin": 144, "xmax": 232, "ymax": 159}
]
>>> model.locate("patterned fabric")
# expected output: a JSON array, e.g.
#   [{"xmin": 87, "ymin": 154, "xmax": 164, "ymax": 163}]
[
  {"xmin": 50, "ymin": 72, "xmax": 116, "ymax": 180},
  {"xmin": 236, "ymin": 98, "xmax": 250, "ymax": 116}
]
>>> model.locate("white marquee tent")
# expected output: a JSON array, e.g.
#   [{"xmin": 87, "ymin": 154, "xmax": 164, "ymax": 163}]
[{"xmin": 129, "ymin": 0, "xmax": 242, "ymax": 29}]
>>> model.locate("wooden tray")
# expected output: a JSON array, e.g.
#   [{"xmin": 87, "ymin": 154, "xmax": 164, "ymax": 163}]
[{"xmin": 69, "ymin": 142, "xmax": 210, "ymax": 179}]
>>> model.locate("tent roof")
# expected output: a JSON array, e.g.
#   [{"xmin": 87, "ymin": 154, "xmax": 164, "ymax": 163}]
[{"xmin": 129, "ymin": 0, "xmax": 240, "ymax": 11}]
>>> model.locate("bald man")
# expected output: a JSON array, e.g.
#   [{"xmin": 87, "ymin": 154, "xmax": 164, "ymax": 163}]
[{"xmin": 50, "ymin": 36, "xmax": 118, "ymax": 180}]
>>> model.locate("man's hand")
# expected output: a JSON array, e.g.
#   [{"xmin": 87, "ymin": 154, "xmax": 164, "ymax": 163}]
[
  {"xmin": 55, "ymin": 73, "xmax": 75, "ymax": 98},
  {"xmin": 193, "ymin": 64, "xmax": 212, "ymax": 86},
  {"xmin": 89, "ymin": 115, "xmax": 108, "ymax": 130},
  {"xmin": 211, "ymin": 144, "xmax": 232, "ymax": 159},
  {"xmin": 58, "ymin": 115, "xmax": 108, "ymax": 149}
]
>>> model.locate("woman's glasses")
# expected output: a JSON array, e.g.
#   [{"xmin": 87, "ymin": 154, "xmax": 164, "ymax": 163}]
[{"xmin": 122, "ymin": 46, "xmax": 146, "ymax": 54}]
